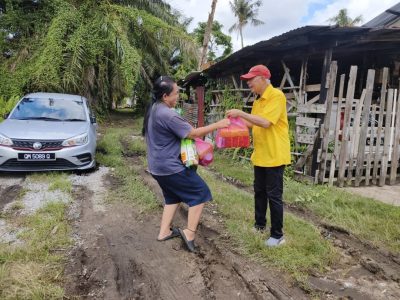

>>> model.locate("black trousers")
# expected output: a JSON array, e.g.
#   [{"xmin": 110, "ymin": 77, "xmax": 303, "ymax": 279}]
[{"xmin": 254, "ymin": 165, "xmax": 284, "ymax": 238}]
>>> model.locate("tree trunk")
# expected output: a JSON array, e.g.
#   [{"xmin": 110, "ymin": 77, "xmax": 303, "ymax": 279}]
[
  {"xmin": 198, "ymin": 0, "xmax": 218, "ymax": 70},
  {"xmin": 240, "ymin": 26, "xmax": 244, "ymax": 48}
]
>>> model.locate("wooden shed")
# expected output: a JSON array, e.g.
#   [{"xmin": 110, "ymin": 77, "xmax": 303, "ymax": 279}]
[{"xmin": 181, "ymin": 6, "xmax": 400, "ymax": 187}]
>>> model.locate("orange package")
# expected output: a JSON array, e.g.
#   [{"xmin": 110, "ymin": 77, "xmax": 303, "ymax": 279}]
[{"xmin": 216, "ymin": 117, "xmax": 250, "ymax": 148}]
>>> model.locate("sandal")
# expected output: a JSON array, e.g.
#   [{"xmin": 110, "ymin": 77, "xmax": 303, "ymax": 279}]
[
  {"xmin": 178, "ymin": 228, "xmax": 196, "ymax": 253},
  {"xmin": 157, "ymin": 227, "xmax": 180, "ymax": 241}
]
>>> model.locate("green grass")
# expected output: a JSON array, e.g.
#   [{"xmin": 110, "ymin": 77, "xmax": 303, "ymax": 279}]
[
  {"xmin": 96, "ymin": 126, "xmax": 158, "ymax": 212},
  {"xmin": 48, "ymin": 174, "xmax": 72, "ymax": 193},
  {"xmin": 285, "ymin": 180, "xmax": 400, "ymax": 253},
  {"xmin": 0, "ymin": 202, "xmax": 70, "ymax": 299},
  {"xmin": 211, "ymin": 151, "xmax": 254, "ymax": 185},
  {"xmin": 199, "ymin": 168, "xmax": 336, "ymax": 281},
  {"xmin": 210, "ymin": 153, "xmax": 400, "ymax": 254},
  {"xmin": 28, "ymin": 172, "xmax": 72, "ymax": 194}
]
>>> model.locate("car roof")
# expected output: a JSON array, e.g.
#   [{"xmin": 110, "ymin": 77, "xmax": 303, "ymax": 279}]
[{"xmin": 23, "ymin": 92, "xmax": 87, "ymax": 101}]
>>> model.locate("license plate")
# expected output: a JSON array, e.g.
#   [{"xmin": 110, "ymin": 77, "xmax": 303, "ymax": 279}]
[{"xmin": 18, "ymin": 153, "xmax": 56, "ymax": 161}]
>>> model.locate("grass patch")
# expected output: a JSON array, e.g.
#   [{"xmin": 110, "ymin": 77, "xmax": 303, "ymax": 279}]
[
  {"xmin": 211, "ymin": 151, "xmax": 254, "ymax": 186},
  {"xmin": 199, "ymin": 168, "xmax": 336, "ymax": 281},
  {"xmin": 9, "ymin": 201, "xmax": 24, "ymax": 211},
  {"xmin": 0, "ymin": 201, "xmax": 70, "ymax": 299},
  {"xmin": 48, "ymin": 174, "xmax": 72, "ymax": 194},
  {"xmin": 122, "ymin": 135, "xmax": 147, "ymax": 156},
  {"xmin": 284, "ymin": 180, "xmax": 400, "ymax": 253},
  {"xmin": 96, "ymin": 126, "xmax": 158, "ymax": 212},
  {"xmin": 210, "ymin": 154, "xmax": 400, "ymax": 254}
]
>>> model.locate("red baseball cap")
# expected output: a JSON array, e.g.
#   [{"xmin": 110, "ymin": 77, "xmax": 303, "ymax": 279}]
[{"xmin": 240, "ymin": 65, "xmax": 271, "ymax": 80}]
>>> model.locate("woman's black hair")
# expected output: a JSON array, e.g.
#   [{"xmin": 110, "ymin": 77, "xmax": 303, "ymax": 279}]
[{"xmin": 142, "ymin": 76, "xmax": 176, "ymax": 136}]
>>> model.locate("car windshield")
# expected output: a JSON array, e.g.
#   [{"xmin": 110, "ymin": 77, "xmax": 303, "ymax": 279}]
[{"xmin": 10, "ymin": 97, "xmax": 87, "ymax": 121}]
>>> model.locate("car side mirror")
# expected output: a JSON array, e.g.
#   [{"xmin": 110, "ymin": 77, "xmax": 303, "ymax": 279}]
[
  {"xmin": 90, "ymin": 115, "xmax": 97, "ymax": 124},
  {"xmin": 3, "ymin": 113, "xmax": 9, "ymax": 119}
]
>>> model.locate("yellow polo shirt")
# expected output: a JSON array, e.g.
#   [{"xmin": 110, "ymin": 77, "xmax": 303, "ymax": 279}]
[{"xmin": 250, "ymin": 84, "xmax": 291, "ymax": 167}]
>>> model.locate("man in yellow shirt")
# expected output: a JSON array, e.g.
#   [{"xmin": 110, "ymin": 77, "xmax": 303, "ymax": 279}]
[{"xmin": 227, "ymin": 65, "xmax": 291, "ymax": 247}]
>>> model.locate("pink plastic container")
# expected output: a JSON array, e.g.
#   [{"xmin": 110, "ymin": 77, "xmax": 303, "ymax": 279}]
[
  {"xmin": 215, "ymin": 117, "xmax": 250, "ymax": 148},
  {"xmin": 195, "ymin": 138, "xmax": 214, "ymax": 166}
]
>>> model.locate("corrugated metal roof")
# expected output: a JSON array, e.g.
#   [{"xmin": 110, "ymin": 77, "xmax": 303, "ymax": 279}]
[
  {"xmin": 363, "ymin": 2, "xmax": 400, "ymax": 28},
  {"xmin": 204, "ymin": 25, "xmax": 379, "ymax": 77}
]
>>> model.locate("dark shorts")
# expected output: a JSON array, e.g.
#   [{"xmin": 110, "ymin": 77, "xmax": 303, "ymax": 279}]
[{"xmin": 152, "ymin": 168, "xmax": 212, "ymax": 207}]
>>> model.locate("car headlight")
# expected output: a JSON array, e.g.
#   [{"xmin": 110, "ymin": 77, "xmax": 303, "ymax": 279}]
[
  {"xmin": 0, "ymin": 133, "xmax": 13, "ymax": 146},
  {"xmin": 62, "ymin": 133, "xmax": 88, "ymax": 147}
]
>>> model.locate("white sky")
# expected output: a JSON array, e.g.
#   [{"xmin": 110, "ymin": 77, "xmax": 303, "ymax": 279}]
[{"xmin": 168, "ymin": 0, "xmax": 399, "ymax": 52}]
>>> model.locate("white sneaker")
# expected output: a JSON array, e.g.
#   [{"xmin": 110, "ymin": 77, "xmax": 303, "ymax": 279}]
[{"xmin": 265, "ymin": 236, "xmax": 285, "ymax": 247}]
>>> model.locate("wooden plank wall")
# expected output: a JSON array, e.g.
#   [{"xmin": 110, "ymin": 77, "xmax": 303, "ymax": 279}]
[{"xmin": 315, "ymin": 64, "xmax": 400, "ymax": 186}]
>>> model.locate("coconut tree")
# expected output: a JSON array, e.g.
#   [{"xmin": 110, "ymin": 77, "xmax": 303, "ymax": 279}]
[
  {"xmin": 328, "ymin": 8, "xmax": 362, "ymax": 27},
  {"xmin": 228, "ymin": 0, "xmax": 264, "ymax": 48},
  {"xmin": 0, "ymin": 0, "xmax": 198, "ymax": 113}
]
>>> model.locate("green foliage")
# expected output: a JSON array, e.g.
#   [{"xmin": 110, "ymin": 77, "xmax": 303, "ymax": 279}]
[
  {"xmin": 0, "ymin": 95, "xmax": 19, "ymax": 122},
  {"xmin": 229, "ymin": 0, "xmax": 264, "ymax": 48},
  {"xmin": 0, "ymin": 0, "xmax": 197, "ymax": 115},
  {"xmin": 193, "ymin": 21, "xmax": 232, "ymax": 61},
  {"xmin": 328, "ymin": 8, "xmax": 362, "ymax": 27},
  {"xmin": 220, "ymin": 86, "xmax": 243, "ymax": 110}
]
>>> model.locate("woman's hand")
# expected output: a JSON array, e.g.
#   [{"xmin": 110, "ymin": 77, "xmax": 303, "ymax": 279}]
[
  {"xmin": 215, "ymin": 118, "xmax": 230, "ymax": 129},
  {"xmin": 226, "ymin": 109, "xmax": 243, "ymax": 118}
]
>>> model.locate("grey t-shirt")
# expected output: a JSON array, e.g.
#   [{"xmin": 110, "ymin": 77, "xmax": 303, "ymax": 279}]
[{"xmin": 146, "ymin": 102, "xmax": 192, "ymax": 176}]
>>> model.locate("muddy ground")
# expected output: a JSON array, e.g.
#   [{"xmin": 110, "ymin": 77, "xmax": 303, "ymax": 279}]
[{"xmin": 0, "ymin": 113, "xmax": 399, "ymax": 299}]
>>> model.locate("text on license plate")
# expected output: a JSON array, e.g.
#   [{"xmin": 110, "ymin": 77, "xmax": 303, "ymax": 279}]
[{"xmin": 18, "ymin": 153, "xmax": 56, "ymax": 160}]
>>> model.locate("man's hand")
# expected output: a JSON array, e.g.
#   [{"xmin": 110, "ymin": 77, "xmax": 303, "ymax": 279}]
[{"xmin": 226, "ymin": 109, "xmax": 243, "ymax": 118}]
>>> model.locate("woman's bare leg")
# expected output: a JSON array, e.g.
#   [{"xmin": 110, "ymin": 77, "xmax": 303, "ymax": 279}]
[
  {"xmin": 183, "ymin": 203, "xmax": 205, "ymax": 241},
  {"xmin": 158, "ymin": 203, "xmax": 179, "ymax": 240}
]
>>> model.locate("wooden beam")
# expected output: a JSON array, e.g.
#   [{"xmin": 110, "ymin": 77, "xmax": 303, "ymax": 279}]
[
  {"xmin": 372, "ymin": 68, "xmax": 389, "ymax": 184},
  {"xmin": 328, "ymin": 74, "xmax": 346, "ymax": 186},
  {"xmin": 305, "ymin": 84, "xmax": 321, "ymax": 92},
  {"xmin": 297, "ymin": 104, "xmax": 326, "ymax": 114},
  {"xmin": 318, "ymin": 61, "xmax": 338, "ymax": 184},
  {"xmin": 379, "ymin": 89, "xmax": 394, "ymax": 186},
  {"xmin": 354, "ymin": 70, "xmax": 374, "ymax": 187},
  {"xmin": 338, "ymin": 66, "xmax": 358, "ymax": 187},
  {"xmin": 390, "ymin": 92, "xmax": 400, "ymax": 185},
  {"xmin": 311, "ymin": 48, "xmax": 333, "ymax": 177}
]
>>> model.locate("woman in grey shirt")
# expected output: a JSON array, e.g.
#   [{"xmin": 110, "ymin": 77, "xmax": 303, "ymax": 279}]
[{"xmin": 143, "ymin": 76, "xmax": 229, "ymax": 252}]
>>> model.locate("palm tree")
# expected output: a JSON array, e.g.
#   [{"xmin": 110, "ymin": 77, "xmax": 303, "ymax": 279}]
[
  {"xmin": 228, "ymin": 0, "xmax": 264, "ymax": 48},
  {"xmin": 328, "ymin": 9, "xmax": 362, "ymax": 27},
  {"xmin": 0, "ymin": 0, "xmax": 198, "ymax": 113}
]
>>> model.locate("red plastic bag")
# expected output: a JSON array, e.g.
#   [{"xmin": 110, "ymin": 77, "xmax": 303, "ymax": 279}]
[
  {"xmin": 215, "ymin": 117, "xmax": 250, "ymax": 148},
  {"xmin": 195, "ymin": 138, "xmax": 213, "ymax": 166}
]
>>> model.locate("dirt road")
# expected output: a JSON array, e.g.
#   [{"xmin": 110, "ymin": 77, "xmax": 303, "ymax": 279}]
[
  {"xmin": 62, "ymin": 157, "xmax": 307, "ymax": 299},
  {"xmin": 1, "ymin": 112, "xmax": 399, "ymax": 299}
]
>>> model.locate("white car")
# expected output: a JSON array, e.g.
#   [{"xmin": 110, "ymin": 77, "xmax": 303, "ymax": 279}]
[{"xmin": 0, "ymin": 92, "xmax": 97, "ymax": 171}]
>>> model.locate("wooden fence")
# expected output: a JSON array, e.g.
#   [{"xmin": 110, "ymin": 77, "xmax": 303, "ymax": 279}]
[{"xmin": 301, "ymin": 63, "xmax": 400, "ymax": 186}]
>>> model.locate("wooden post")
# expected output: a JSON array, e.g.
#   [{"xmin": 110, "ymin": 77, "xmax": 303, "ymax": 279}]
[
  {"xmin": 311, "ymin": 48, "xmax": 333, "ymax": 177},
  {"xmin": 366, "ymin": 105, "xmax": 377, "ymax": 186},
  {"xmin": 196, "ymin": 86, "xmax": 205, "ymax": 127},
  {"xmin": 390, "ymin": 92, "xmax": 400, "ymax": 184},
  {"xmin": 347, "ymin": 90, "xmax": 366, "ymax": 185},
  {"xmin": 372, "ymin": 68, "xmax": 389, "ymax": 184},
  {"xmin": 338, "ymin": 66, "xmax": 358, "ymax": 187},
  {"xmin": 318, "ymin": 61, "xmax": 338, "ymax": 183},
  {"xmin": 379, "ymin": 89, "xmax": 394, "ymax": 186},
  {"xmin": 354, "ymin": 70, "xmax": 375, "ymax": 186},
  {"xmin": 328, "ymin": 74, "xmax": 346, "ymax": 186}
]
